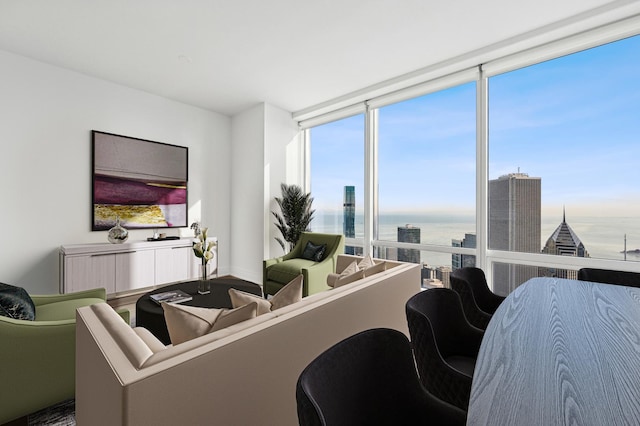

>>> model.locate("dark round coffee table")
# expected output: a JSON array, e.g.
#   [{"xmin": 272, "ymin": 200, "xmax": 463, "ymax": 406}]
[{"xmin": 136, "ymin": 278, "xmax": 263, "ymax": 344}]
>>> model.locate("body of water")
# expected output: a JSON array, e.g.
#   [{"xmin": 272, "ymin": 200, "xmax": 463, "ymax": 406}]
[{"xmin": 311, "ymin": 212, "xmax": 640, "ymax": 267}]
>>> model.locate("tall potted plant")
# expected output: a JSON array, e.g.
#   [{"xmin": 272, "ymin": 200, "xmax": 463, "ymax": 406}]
[{"xmin": 272, "ymin": 183, "xmax": 315, "ymax": 252}]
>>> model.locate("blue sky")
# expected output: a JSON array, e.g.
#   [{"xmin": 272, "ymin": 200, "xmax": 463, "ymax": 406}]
[{"xmin": 310, "ymin": 34, "xmax": 640, "ymax": 217}]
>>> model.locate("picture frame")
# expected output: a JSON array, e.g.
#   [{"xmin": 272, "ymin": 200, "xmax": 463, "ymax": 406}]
[{"xmin": 92, "ymin": 131, "xmax": 188, "ymax": 231}]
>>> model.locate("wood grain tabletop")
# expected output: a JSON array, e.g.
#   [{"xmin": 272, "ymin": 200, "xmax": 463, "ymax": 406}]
[{"xmin": 467, "ymin": 277, "xmax": 640, "ymax": 425}]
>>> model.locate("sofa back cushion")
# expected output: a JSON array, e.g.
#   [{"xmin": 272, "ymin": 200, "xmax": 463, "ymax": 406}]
[
  {"xmin": 91, "ymin": 303, "xmax": 154, "ymax": 369},
  {"xmin": 334, "ymin": 269, "xmax": 365, "ymax": 288},
  {"xmin": 133, "ymin": 327, "xmax": 167, "ymax": 353},
  {"xmin": 364, "ymin": 261, "xmax": 388, "ymax": 277}
]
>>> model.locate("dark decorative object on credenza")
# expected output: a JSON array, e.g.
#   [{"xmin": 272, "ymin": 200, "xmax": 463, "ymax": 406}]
[{"xmin": 92, "ymin": 130, "xmax": 188, "ymax": 231}]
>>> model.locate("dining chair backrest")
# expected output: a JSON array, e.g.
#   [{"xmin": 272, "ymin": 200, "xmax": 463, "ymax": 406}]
[
  {"xmin": 405, "ymin": 288, "xmax": 484, "ymax": 411},
  {"xmin": 451, "ymin": 267, "xmax": 505, "ymax": 315},
  {"xmin": 296, "ymin": 328, "xmax": 466, "ymax": 426},
  {"xmin": 450, "ymin": 269, "xmax": 492, "ymax": 330},
  {"xmin": 577, "ymin": 268, "xmax": 640, "ymax": 288},
  {"xmin": 407, "ymin": 288, "xmax": 474, "ymax": 357}
]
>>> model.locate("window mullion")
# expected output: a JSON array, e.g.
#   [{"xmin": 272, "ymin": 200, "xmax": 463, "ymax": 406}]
[
  {"xmin": 477, "ymin": 66, "xmax": 489, "ymax": 279},
  {"xmin": 364, "ymin": 103, "xmax": 377, "ymax": 257}
]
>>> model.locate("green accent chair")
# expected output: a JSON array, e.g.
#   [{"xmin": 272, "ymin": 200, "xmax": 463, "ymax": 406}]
[
  {"xmin": 0, "ymin": 287, "xmax": 130, "ymax": 424},
  {"xmin": 264, "ymin": 232, "xmax": 345, "ymax": 297}
]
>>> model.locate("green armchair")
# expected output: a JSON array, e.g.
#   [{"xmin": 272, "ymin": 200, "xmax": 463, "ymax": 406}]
[
  {"xmin": 0, "ymin": 287, "xmax": 130, "ymax": 424},
  {"xmin": 264, "ymin": 232, "xmax": 345, "ymax": 297}
]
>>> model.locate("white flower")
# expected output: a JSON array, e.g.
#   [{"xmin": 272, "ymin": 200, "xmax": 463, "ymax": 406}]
[
  {"xmin": 192, "ymin": 227, "xmax": 216, "ymax": 264},
  {"xmin": 193, "ymin": 242, "xmax": 204, "ymax": 253}
]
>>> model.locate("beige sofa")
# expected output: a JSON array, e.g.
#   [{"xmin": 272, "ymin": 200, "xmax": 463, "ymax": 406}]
[{"xmin": 75, "ymin": 255, "xmax": 420, "ymax": 425}]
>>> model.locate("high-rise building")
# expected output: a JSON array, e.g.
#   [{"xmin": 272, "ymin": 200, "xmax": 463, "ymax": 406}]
[
  {"xmin": 422, "ymin": 264, "xmax": 443, "ymax": 287},
  {"xmin": 452, "ymin": 232, "xmax": 476, "ymax": 270},
  {"xmin": 539, "ymin": 209, "xmax": 589, "ymax": 279},
  {"xmin": 343, "ymin": 186, "xmax": 355, "ymax": 255},
  {"xmin": 452, "ymin": 238, "xmax": 462, "ymax": 268},
  {"xmin": 489, "ymin": 172, "xmax": 541, "ymax": 294},
  {"xmin": 435, "ymin": 266, "xmax": 452, "ymax": 288},
  {"xmin": 397, "ymin": 224, "xmax": 421, "ymax": 264},
  {"xmin": 384, "ymin": 247, "xmax": 398, "ymax": 261},
  {"xmin": 421, "ymin": 264, "xmax": 435, "ymax": 282}
]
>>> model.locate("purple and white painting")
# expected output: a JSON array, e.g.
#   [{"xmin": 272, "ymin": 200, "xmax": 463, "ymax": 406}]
[{"xmin": 92, "ymin": 131, "xmax": 188, "ymax": 230}]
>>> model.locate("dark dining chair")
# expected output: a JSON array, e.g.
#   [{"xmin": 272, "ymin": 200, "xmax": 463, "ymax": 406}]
[
  {"xmin": 577, "ymin": 268, "xmax": 640, "ymax": 288},
  {"xmin": 296, "ymin": 328, "xmax": 467, "ymax": 426},
  {"xmin": 450, "ymin": 267, "xmax": 506, "ymax": 330},
  {"xmin": 406, "ymin": 288, "xmax": 484, "ymax": 411}
]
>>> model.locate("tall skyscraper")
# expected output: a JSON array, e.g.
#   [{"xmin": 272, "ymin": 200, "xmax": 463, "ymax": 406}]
[
  {"xmin": 343, "ymin": 186, "xmax": 356, "ymax": 255},
  {"xmin": 539, "ymin": 209, "xmax": 589, "ymax": 279},
  {"xmin": 489, "ymin": 172, "xmax": 541, "ymax": 294},
  {"xmin": 398, "ymin": 224, "xmax": 421, "ymax": 264},
  {"xmin": 452, "ymin": 232, "xmax": 476, "ymax": 270}
]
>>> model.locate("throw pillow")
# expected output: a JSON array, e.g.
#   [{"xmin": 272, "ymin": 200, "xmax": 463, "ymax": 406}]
[
  {"xmin": 162, "ymin": 301, "xmax": 258, "ymax": 345},
  {"xmin": 0, "ymin": 282, "xmax": 36, "ymax": 321},
  {"xmin": 327, "ymin": 260, "xmax": 360, "ymax": 288},
  {"xmin": 229, "ymin": 275, "xmax": 303, "ymax": 314},
  {"xmin": 341, "ymin": 260, "xmax": 360, "ymax": 275},
  {"xmin": 357, "ymin": 255, "xmax": 376, "ymax": 269},
  {"xmin": 334, "ymin": 269, "xmax": 365, "ymax": 288},
  {"xmin": 301, "ymin": 241, "xmax": 327, "ymax": 262},
  {"xmin": 364, "ymin": 261, "xmax": 387, "ymax": 277}
]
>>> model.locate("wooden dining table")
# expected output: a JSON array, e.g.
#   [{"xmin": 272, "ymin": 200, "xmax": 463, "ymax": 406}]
[{"xmin": 467, "ymin": 277, "xmax": 640, "ymax": 425}]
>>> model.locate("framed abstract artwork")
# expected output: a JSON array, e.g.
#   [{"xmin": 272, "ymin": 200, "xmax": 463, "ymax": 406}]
[{"xmin": 92, "ymin": 131, "xmax": 188, "ymax": 231}]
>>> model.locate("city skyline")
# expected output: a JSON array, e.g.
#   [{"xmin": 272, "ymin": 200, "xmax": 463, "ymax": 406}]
[
  {"xmin": 310, "ymin": 34, "xmax": 640, "ymax": 217},
  {"xmin": 312, "ymin": 209, "xmax": 640, "ymax": 261},
  {"xmin": 310, "ymin": 34, "xmax": 640, "ymax": 274}
]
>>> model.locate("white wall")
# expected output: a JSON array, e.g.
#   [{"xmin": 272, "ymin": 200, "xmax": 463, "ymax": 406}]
[
  {"xmin": 229, "ymin": 103, "xmax": 300, "ymax": 285},
  {"xmin": 230, "ymin": 104, "xmax": 265, "ymax": 284},
  {"xmin": 264, "ymin": 104, "xmax": 303, "ymax": 259},
  {"xmin": 0, "ymin": 49, "xmax": 231, "ymax": 294}
]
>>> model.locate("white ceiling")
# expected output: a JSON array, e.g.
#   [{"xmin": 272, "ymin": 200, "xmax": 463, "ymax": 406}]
[{"xmin": 0, "ymin": 0, "xmax": 632, "ymax": 116}]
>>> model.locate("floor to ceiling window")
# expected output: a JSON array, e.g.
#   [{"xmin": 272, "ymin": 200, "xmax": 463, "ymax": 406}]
[
  {"xmin": 308, "ymin": 114, "xmax": 365, "ymax": 254},
  {"xmin": 487, "ymin": 34, "xmax": 640, "ymax": 293},
  {"xmin": 377, "ymin": 83, "xmax": 477, "ymax": 278},
  {"xmin": 303, "ymin": 26, "xmax": 640, "ymax": 294}
]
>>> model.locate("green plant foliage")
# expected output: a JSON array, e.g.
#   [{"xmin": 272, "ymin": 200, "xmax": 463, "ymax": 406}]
[{"xmin": 272, "ymin": 183, "xmax": 315, "ymax": 252}]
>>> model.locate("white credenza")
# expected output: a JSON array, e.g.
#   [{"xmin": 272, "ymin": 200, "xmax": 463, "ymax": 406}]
[{"xmin": 59, "ymin": 238, "xmax": 218, "ymax": 295}]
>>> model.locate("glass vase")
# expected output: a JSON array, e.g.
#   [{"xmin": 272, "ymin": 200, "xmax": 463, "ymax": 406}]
[
  {"xmin": 107, "ymin": 216, "xmax": 128, "ymax": 244},
  {"xmin": 198, "ymin": 263, "xmax": 211, "ymax": 294}
]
